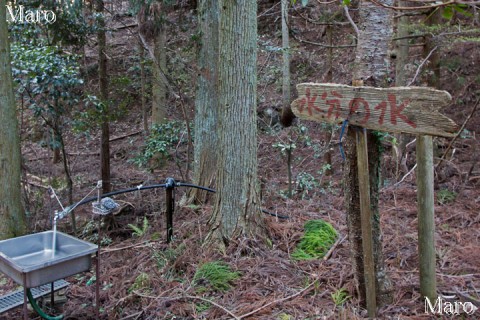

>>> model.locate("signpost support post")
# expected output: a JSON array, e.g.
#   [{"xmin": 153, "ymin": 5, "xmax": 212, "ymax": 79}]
[
  {"xmin": 416, "ymin": 135, "xmax": 437, "ymax": 301},
  {"xmin": 356, "ymin": 127, "xmax": 377, "ymax": 318}
]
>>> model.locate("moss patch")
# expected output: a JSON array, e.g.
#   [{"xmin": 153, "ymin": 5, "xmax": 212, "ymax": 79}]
[
  {"xmin": 292, "ymin": 220, "xmax": 337, "ymax": 260},
  {"xmin": 193, "ymin": 261, "xmax": 241, "ymax": 292}
]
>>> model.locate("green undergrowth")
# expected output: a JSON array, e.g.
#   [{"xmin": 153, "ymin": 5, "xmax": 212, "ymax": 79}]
[
  {"xmin": 193, "ymin": 261, "xmax": 241, "ymax": 293},
  {"xmin": 292, "ymin": 220, "xmax": 337, "ymax": 260}
]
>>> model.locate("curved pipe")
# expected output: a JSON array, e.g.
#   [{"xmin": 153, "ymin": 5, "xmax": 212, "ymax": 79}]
[
  {"xmin": 176, "ymin": 182, "xmax": 289, "ymax": 219},
  {"xmin": 62, "ymin": 180, "xmax": 289, "ymax": 219},
  {"xmin": 26, "ymin": 289, "xmax": 63, "ymax": 320},
  {"xmin": 175, "ymin": 182, "xmax": 216, "ymax": 193},
  {"xmin": 65, "ymin": 183, "xmax": 167, "ymax": 211}
]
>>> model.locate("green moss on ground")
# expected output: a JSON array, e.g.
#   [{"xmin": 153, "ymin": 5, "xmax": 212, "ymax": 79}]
[{"xmin": 292, "ymin": 219, "xmax": 337, "ymax": 260}]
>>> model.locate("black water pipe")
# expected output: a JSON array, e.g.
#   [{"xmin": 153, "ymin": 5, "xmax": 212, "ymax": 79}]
[
  {"xmin": 175, "ymin": 182, "xmax": 289, "ymax": 220},
  {"xmin": 61, "ymin": 178, "xmax": 288, "ymax": 243},
  {"xmin": 65, "ymin": 183, "xmax": 168, "ymax": 211}
]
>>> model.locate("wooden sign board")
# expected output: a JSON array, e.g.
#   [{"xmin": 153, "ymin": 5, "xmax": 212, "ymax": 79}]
[{"xmin": 291, "ymin": 83, "xmax": 458, "ymax": 137}]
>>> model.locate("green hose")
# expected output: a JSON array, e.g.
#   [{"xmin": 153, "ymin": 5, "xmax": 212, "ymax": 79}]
[{"xmin": 26, "ymin": 288, "xmax": 64, "ymax": 320}]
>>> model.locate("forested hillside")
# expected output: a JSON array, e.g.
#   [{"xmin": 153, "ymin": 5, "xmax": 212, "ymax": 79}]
[{"xmin": 0, "ymin": 0, "xmax": 479, "ymax": 319}]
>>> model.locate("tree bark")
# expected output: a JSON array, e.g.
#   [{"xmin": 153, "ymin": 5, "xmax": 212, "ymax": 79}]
[
  {"xmin": 97, "ymin": 0, "xmax": 111, "ymax": 194},
  {"xmin": 345, "ymin": 0, "xmax": 393, "ymax": 307},
  {"xmin": 0, "ymin": 3, "xmax": 27, "ymax": 239},
  {"xmin": 208, "ymin": 0, "xmax": 268, "ymax": 247},
  {"xmin": 189, "ymin": 0, "xmax": 219, "ymax": 204}
]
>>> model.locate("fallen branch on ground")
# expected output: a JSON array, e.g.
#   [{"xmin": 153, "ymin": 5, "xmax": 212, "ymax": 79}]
[{"xmin": 238, "ymin": 280, "xmax": 323, "ymax": 319}]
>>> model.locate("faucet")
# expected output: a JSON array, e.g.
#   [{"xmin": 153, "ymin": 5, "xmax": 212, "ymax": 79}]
[{"xmin": 54, "ymin": 208, "xmax": 70, "ymax": 221}]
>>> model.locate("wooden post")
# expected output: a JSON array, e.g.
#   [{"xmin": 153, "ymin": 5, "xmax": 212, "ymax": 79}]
[
  {"xmin": 356, "ymin": 128, "xmax": 377, "ymax": 318},
  {"xmin": 416, "ymin": 135, "xmax": 437, "ymax": 301}
]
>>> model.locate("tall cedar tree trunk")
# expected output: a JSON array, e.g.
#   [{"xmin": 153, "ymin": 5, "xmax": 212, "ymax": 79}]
[
  {"xmin": 97, "ymin": 0, "xmax": 111, "ymax": 193},
  {"xmin": 188, "ymin": 0, "xmax": 219, "ymax": 204},
  {"xmin": 344, "ymin": 0, "xmax": 393, "ymax": 306},
  {"xmin": 208, "ymin": 0, "xmax": 268, "ymax": 246},
  {"xmin": 0, "ymin": 4, "xmax": 26, "ymax": 239},
  {"xmin": 152, "ymin": 4, "xmax": 167, "ymax": 125}
]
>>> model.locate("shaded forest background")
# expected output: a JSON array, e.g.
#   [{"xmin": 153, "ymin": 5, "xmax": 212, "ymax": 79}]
[{"xmin": 1, "ymin": 0, "xmax": 479, "ymax": 319}]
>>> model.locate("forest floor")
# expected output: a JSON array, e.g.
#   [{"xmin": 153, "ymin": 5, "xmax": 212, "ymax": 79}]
[{"xmin": 1, "ymin": 1, "xmax": 480, "ymax": 319}]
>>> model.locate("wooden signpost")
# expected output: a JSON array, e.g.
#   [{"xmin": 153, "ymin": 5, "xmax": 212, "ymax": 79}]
[
  {"xmin": 292, "ymin": 83, "xmax": 457, "ymax": 137},
  {"xmin": 292, "ymin": 83, "xmax": 458, "ymax": 317}
]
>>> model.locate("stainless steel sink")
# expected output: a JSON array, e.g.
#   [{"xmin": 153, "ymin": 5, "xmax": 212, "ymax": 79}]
[{"xmin": 0, "ymin": 231, "xmax": 98, "ymax": 288}]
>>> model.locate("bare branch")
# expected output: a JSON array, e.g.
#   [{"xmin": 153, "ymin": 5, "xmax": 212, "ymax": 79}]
[
  {"xmin": 369, "ymin": 0, "xmax": 456, "ymax": 11},
  {"xmin": 291, "ymin": 32, "xmax": 356, "ymax": 48},
  {"xmin": 238, "ymin": 281, "xmax": 323, "ymax": 319},
  {"xmin": 435, "ymin": 97, "xmax": 480, "ymax": 169},
  {"xmin": 407, "ymin": 46, "xmax": 437, "ymax": 86},
  {"xmin": 342, "ymin": 2, "xmax": 360, "ymax": 39}
]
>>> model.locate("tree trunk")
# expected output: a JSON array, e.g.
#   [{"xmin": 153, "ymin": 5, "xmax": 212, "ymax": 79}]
[
  {"xmin": 208, "ymin": 0, "xmax": 268, "ymax": 247},
  {"xmin": 280, "ymin": 0, "xmax": 294, "ymax": 127},
  {"xmin": 0, "ymin": 3, "xmax": 27, "ymax": 239},
  {"xmin": 58, "ymin": 132, "xmax": 76, "ymax": 233},
  {"xmin": 345, "ymin": 0, "xmax": 393, "ymax": 307},
  {"xmin": 425, "ymin": 10, "xmax": 441, "ymax": 88},
  {"xmin": 152, "ymin": 11, "xmax": 167, "ymax": 125},
  {"xmin": 97, "ymin": 0, "xmax": 111, "ymax": 193},
  {"xmin": 139, "ymin": 41, "xmax": 149, "ymax": 135},
  {"xmin": 393, "ymin": 1, "xmax": 411, "ymax": 178},
  {"xmin": 188, "ymin": 0, "xmax": 219, "ymax": 204}
]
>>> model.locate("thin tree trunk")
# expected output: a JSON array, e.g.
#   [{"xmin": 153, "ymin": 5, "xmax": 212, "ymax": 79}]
[
  {"xmin": 139, "ymin": 41, "xmax": 149, "ymax": 135},
  {"xmin": 280, "ymin": 0, "xmax": 293, "ymax": 127},
  {"xmin": 280, "ymin": 0, "xmax": 295, "ymax": 128},
  {"xmin": 326, "ymin": 24, "xmax": 333, "ymax": 82},
  {"xmin": 208, "ymin": 0, "xmax": 268, "ymax": 247},
  {"xmin": 393, "ymin": 0, "xmax": 411, "ymax": 178},
  {"xmin": 0, "ymin": 3, "xmax": 26, "ymax": 239},
  {"xmin": 97, "ymin": 0, "xmax": 111, "ymax": 193},
  {"xmin": 188, "ymin": 0, "xmax": 219, "ymax": 204},
  {"xmin": 58, "ymin": 133, "xmax": 76, "ymax": 233},
  {"xmin": 425, "ymin": 10, "xmax": 441, "ymax": 88},
  {"xmin": 345, "ymin": 0, "xmax": 393, "ymax": 307},
  {"xmin": 152, "ymin": 13, "xmax": 167, "ymax": 125}
]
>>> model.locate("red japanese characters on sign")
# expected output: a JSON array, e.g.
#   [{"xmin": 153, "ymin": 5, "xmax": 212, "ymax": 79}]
[
  {"xmin": 296, "ymin": 88, "xmax": 417, "ymax": 129},
  {"xmin": 291, "ymin": 83, "xmax": 458, "ymax": 137}
]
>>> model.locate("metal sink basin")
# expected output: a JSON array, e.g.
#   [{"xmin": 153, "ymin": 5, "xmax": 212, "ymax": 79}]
[{"xmin": 0, "ymin": 231, "xmax": 97, "ymax": 288}]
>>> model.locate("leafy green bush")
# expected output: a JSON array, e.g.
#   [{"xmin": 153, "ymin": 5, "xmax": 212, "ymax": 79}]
[
  {"xmin": 437, "ymin": 189, "xmax": 457, "ymax": 205},
  {"xmin": 11, "ymin": 43, "xmax": 83, "ymax": 151},
  {"xmin": 131, "ymin": 120, "xmax": 192, "ymax": 168},
  {"xmin": 193, "ymin": 261, "xmax": 240, "ymax": 292},
  {"xmin": 128, "ymin": 272, "xmax": 150, "ymax": 294},
  {"xmin": 292, "ymin": 220, "xmax": 337, "ymax": 260}
]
